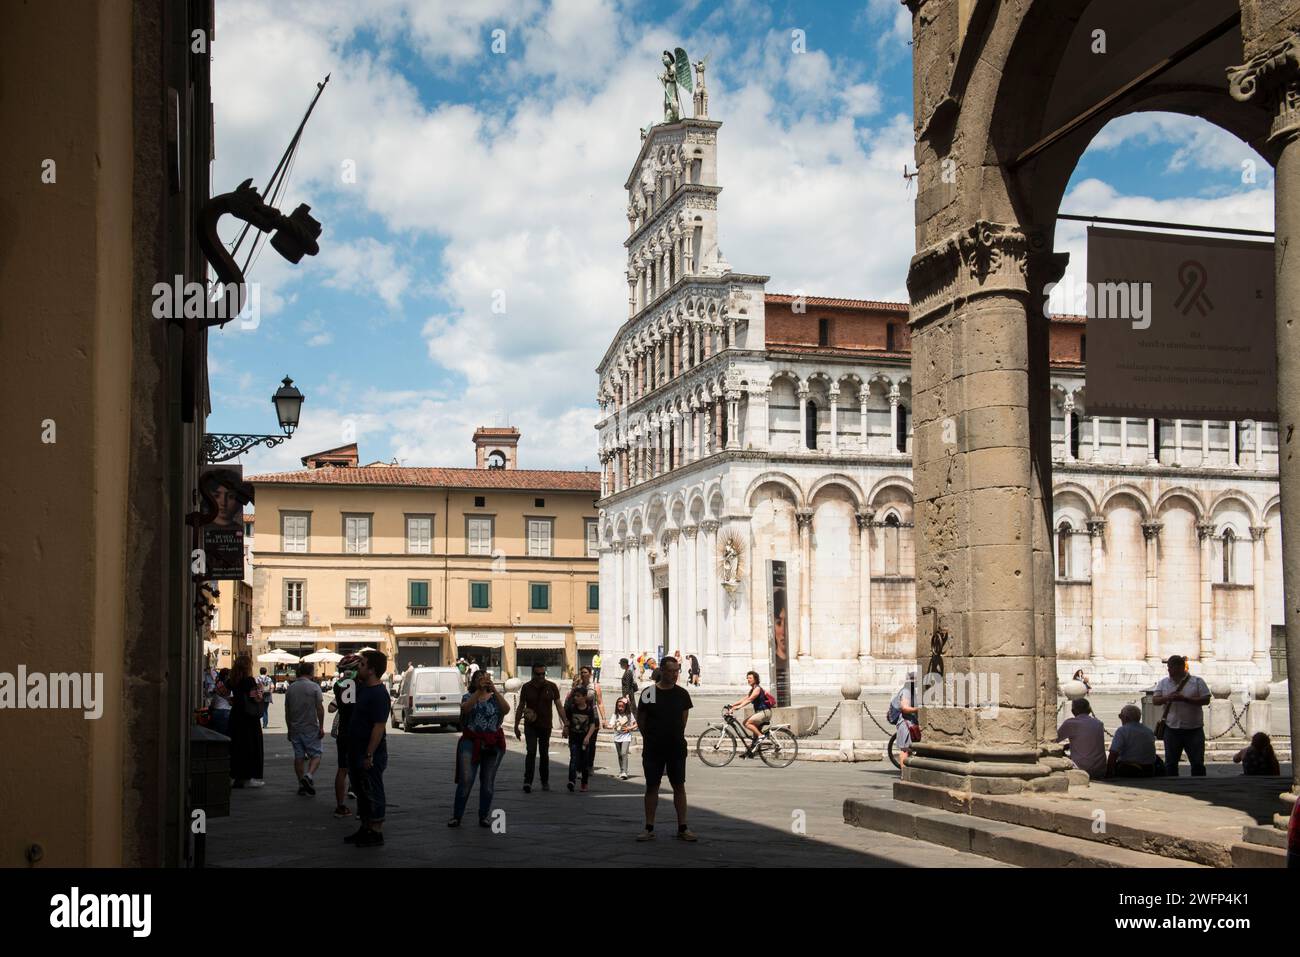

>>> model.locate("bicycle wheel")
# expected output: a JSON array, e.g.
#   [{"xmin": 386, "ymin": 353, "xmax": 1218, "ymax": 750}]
[
  {"xmin": 759, "ymin": 727, "xmax": 798, "ymax": 768},
  {"xmin": 887, "ymin": 732, "xmax": 900, "ymax": 769},
  {"xmin": 696, "ymin": 726, "xmax": 737, "ymax": 767}
]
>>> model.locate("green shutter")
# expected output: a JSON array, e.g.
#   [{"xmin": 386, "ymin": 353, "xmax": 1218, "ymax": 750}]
[
  {"xmin": 530, "ymin": 583, "xmax": 549, "ymax": 611},
  {"xmin": 409, "ymin": 580, "xmax": 429, "ymax": 607},
  {"xmin": 588, "ymin": 583, "xmax": 599, "ymax": 611},
  {"xmin": 471, "ymin": 582, "xmax": 489, "ymax": 609}
]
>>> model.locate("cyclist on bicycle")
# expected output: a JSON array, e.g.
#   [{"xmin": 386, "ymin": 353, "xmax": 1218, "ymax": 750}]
[{"xmin": 725, "ymin": 671, "xmax": 774, "ymax": 752}]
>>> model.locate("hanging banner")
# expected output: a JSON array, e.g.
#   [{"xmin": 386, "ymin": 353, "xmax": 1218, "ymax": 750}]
[
  {"xmin": 765, "ymin": 559, "xmax": 790, "ymax": 707},
  {"xmin": 1081, "ymin": 227, "xmax": 1275, "ymax": 420},
  {"xmin": 198, "ymin": 465, "xmax": 253, "ymax": 581}
]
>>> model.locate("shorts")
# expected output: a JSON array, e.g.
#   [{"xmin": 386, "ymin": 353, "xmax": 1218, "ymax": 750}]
[
  {"xmin": 895, "ymin": 721, "xmax": 912, "ymax": 752},
  {"xmin": 747, "ymin": 709, "xmax": 771, "ymax": 727},
  {"xmin": 643, "ymin": 746, "xmax": 687, "ymax": 789},
  {"xmin": 290, "ymin": 731, "xmax": 323, "ymax": 760}
]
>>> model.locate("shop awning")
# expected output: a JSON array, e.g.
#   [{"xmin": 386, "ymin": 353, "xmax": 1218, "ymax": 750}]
[
  {"xmin": 456, "ymin": 631, "xmax": 505, "ymax": 649},
  {"xmin": 267, "ymin": 633, "xmax": 334, "ymax": 645},
  {"xmin": 394, "ymin": 626, "xmax": 449, "ymax": 637},
  {"xmin": 514, "ymin": 632, "xmax": 568, "ymax": 650},
  {"xmin": 575, "ymin": 632, "xmax": 600, "ymax": 651}
]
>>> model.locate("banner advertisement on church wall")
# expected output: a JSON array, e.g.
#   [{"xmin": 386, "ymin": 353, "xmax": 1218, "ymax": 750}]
[
  {"xmin": 1082, "ymin": 226, "xmax": 1275, "ymax": 420},
  {"xmin": 765, "ymin": 559, "xmax": 791, "ymax": 706},
  {"xmin": 198, "ymin": 465, "xmax": 252, "ymax": 581}
]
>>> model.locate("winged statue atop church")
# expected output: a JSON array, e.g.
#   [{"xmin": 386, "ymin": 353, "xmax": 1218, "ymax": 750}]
[{"xmin": 659, "ymin": 47, "xmax": 693, "ymax": 122}]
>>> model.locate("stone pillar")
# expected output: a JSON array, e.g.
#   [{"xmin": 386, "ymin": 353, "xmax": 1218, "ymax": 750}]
[
  {"xmin": 1229, "ymin": 419, "xmax": 1240, "ymax": 468},
  {"xmin": 702, "ymin": 520, "xmax": 719, "ymax": 656},
  {"xmin": 751, "ymin": 385, "xmax": 770, "ymax": 450},
  {"xmin": 888, "ymin": 385, "xmax": 900, "ymax": 453},
  {"xmin": 1197, "ymin": 521, "xmax": 1216, "ymax": 662},
  {"xmin": 1251, "ymin": 526, "xmax": 1270, "ymax": 669},
  {"xmin": 1142, "ymin": 521, "xmax": 1162, "ymax": 665},
  {"xmin": 1119, "ymin": 416, "xmax": 1128, "ymax": 464},
  {"xmin": 903, "ymin": 220, "xmax": 1060, "ymax": 793},
  {"xmin": 1086, "ymin": 518, "xmax": 1106, "ymax": 667},
  {"xmin": 1174, "ymin": 418, "xmax": 1183, "ymax": 466},
  {"xmin": 642, "ymin": 533, "xmax": 656, "ymax": 652},
  {"xmin": 1201, "ymin": 419, "xmax": 1210, "ymax": 464},
  {"xmin": 860, "ymin": 394, "xmax": 870, "ymax": 451},
  {"xmin": 856, "ymin": 509, "xmax": 875, "ymax": 673},
  {"xmin": 703, "ymin": 405, "xmax": 713, "ymax": 457},
  {"xmin": 683, "ymin": 525, "xmax": 699, "ymax": 656},
  {"xmin": 1062, "ymin": 396, "xmax": 1074, "ymax": 462},
  {"xmin": 798, "ymin": 385, "xmax": 808, "ymax": 450},
  {"xmin": 1147, "ymin": 418, "xmax": 1158, "ymax": 465},
  {"xmin": 612, "ymin": 542, "xmax": 625, "ymax": 650},
  {"xmin": 726, "ymin": 391, "xmax": 740, "ymax": 450},
  {"xmin": 624, "ymin": 537, "xmax": 638, "ymax": 649},
  {"xmin": 666, "ymin": 529, "xmax": 680, "ymax": 649},
  {"xmin": 829, "ymin": 386, "xmax": 840, "ymax": 453},
  {"xmin": 1091, "ymin": 416, "xmax": 1101, "ymax": 462},
  {"xmin": 796, "ymin": 509, "xmax": 813, "ymax": 662}
]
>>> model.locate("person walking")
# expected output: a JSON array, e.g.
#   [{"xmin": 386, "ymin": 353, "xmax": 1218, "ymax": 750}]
[
  {"xmin": 344, "ymin": 650, "xmax": 392, "ymax": 848},
  {"xmin": 328, "ymin": 653, "xmax": 361, "ymax": 818},
  {"xmin": 564, "ymin": 687, "xmax": 599, "ymax": 792},
  {"xmin": 450, "ymin": 669, "xmax": 510, "ymax": 827},
  {"xmin": 592, "ymin": 652, "xmax": 603, "ymax": 683},
  {"xmin": 515, "ymin": 662, "xmax": 565, "ymax": 793},
  {"xmin": 888, "ymin": 672, "xmax": 919, "ymax": 769},
  {"xmin": 256, "ymin": 667, "xmax": 274, "ymax": 729},
  {"xmin": 1152, "ymin": 655, "xmax": 1211, "ymax": 776},
  {"xmin": 609, "ymin": 696, "xmax": 637, "ymax": 781},
  {"xmin": 227, "ymin": 656, "xmax": 265, "ymax": 788},
  {"xmin": 635, "ymin": 656, "xmax": 695, "ymax": 841},
  {"xmin": 619, "ymin": 657, "xmax": 638, "ymax": 707},
  {"xmin": 284, "ymin": 661, "xmax": 326, "ymax": 796},
  {"xmin": 686, "ymin": 654, "xmax": 701, "ymax": 688}
]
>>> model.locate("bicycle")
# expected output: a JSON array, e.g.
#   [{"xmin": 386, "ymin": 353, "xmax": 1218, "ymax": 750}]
[{"xmin": 696, "ymin": 707, "xmax": 798, "ymax": 768}]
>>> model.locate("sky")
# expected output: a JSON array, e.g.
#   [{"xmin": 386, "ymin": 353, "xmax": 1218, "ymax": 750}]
[{"xmin": 206, "ymin": 0, "xmax": 1274, "ymax": 476}]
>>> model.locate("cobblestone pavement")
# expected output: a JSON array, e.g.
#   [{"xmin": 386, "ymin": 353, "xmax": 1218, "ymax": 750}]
[{"xmin": 209, "ymin": 701, "xmax": 1006, "ymax": 868}]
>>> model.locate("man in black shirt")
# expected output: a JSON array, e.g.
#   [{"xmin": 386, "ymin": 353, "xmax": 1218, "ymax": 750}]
[
  {"xmin": 345, "ymin": 650, "xmax": 392, "ymax": 848},
  {"xmin": 635, "ymin": 655, "xmax": 695, "ymax": 842},
  {"xmin": 514, "ymin": 663, "xmax": 565, "ymax": 792}
]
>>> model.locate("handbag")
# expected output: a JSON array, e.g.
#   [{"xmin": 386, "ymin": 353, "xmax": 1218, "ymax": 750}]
[
  {"xmin": 1154, "ymin": 674, "xmax": 1190, "ymax": 738},
  {"xmin": 906, "ymin": 721, "xmax": 922, "ymax": 742}
]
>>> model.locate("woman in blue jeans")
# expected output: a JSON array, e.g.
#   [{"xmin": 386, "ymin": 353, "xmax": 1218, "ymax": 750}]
[{"xmin": 450, "ymin": 669, "xmax": 510, "ymax": 827}]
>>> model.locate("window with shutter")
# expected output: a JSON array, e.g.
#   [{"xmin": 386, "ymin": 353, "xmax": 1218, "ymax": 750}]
[
  {"xmin": 468, "ymin": 517, "xmax": 492, "ymax": 555},
  {"xmin": 345, "ymin": 516, "xmax": 370, "ymax": 554},
  {"xmin": 283, "ymin": 514, "xmax": 309, "ymax": 553},
  {"xmin": 586, "ymin": 521, "xmax": 599, "ymax": 557},
  {"xmin": 528, "ymin": 519, "xmax": 552, "ymax": 557},
  {"xmin": 407, "ymin": 517, "xmax": 432, "ymax": 554}
]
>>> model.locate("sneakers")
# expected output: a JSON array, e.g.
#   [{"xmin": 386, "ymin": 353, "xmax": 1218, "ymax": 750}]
[
  {"xmin": 478, "ymin": 817, "xmax": 491, "ymax": 828},
  {"xmin": 354, "ymin": 828, "xmax": 384, "ymax": 848},
  {"xmin": 248, "ymin": 779, "xmax": 266, "ymax": 788},
  {"xmin": 636, "ymin": 829, "xmax": 656, "ymax": 842},
  {"xmin": 580, "ymin": 781, "xmax": 589, "ymax": 792},
  {"xmin": 297, "ymin": 780, "xmax": 309, "ymax": 796},
  {"xmin": 677, "ymin": 828, "xmax": 698, "ymax": 842},
  {"xmin": 343, "ymin": 826, "xmax": 367, "ymax": 844},
  {"xmin": 302, "ymin": 775, "xmax": 315, "ymax": 795},
  {"xmin": 333, "ymin": 805, "xmax": 353, "ymax": 819},
  {"xmin": 347, "ymin": 790, "xmax": 356, "ymax": 800},
  {"xmin": 447, "ymin": 817, "xmax": 462, "ymax": 828},
  {"xmin": 619, "ymin": 773, "xmax": 628, "ymax": 781},
  {"xmin": 567, "ymin": 782, "xmax": 575, "ymax": 792}
]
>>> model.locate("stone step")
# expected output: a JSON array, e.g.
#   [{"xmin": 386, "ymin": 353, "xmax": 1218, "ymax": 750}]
[
  {"xmin": 1229, "ymin": 841, "xmax": 1288, "ymax": 867},
  {"xmin": 1241, "ymin": 823, "xmax": 1287, "ymax": 849},
  {"xmin": 843, "ymin": 797, "xmax": 1205, "ymax": 868}
]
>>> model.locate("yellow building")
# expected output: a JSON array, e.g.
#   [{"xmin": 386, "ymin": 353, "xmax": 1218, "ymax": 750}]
[{"xmin": 250, "ymin": 429, "xmax": 602, "ymax": 679}]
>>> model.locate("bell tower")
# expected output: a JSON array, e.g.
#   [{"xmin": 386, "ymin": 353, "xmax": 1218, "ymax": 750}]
[{"xmin": 473, "ymin": 426, "xmax": 520, "ymax": 470}]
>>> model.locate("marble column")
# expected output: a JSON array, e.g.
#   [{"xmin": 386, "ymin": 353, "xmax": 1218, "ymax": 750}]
[
  {"xmin": 1174, "ymin": 418, "xmax": 1183, "ymax": 466},
  {"xmin": 1251, "ymin": 526, "xmax": 1270, "ymax": 669},
  {"xmin": 829, "ymin": 386, "xmax": 840, "ymax": 453},
  {"xmin": 1091, "ymin": 416, "xmax": 1101, "ymax": 463},
  {"xmin": 702, "ymin": 520, "xmax": 719, "ymax": 656},
  {"xmin": 641, "ymin": 533, "xmax": 655, "ymax": 654},
  {"xmin": 751, "ymin": 386, "xmax": 770, "ymax": 450},
  {"xmin": 1197, "ymin": 522, "xmax": 1216, "ymax": 662},
  {"xmin": 798, "ymin": 385, "xmax": 809, "ymax": 450},
  {"xmin": 1147, "ymin": 418, "xmax": 1158, "ymax": 465},
  {"xmin": 613, "ymin": 543, "xmax": 625, "ymax": 650},
  {"xmin": 1201, "ymin": 419, "xmax": 1210, "ymax": 465},
  {"xmin": 796, "ymin": 509, "xmax": 813, "ymax": 661},
  {"xmin": 1119, "ymin": 417, "xmax": 1128, "ymax": 465},
  {"xmin": 1142, "ymin": 521, "xmax": 1162, "ymax": 664},
  {"xmin": 860, "ymin": 394, "xmax": 870, "ymax": 451},
  {"xmin": 1062, "ymin": 396, "xmax": 1074, "ymax": 462},
  {"xmin": 666, "ymin": 529, "xmax": 680, "ymax": 650},
  {"xmin": 726, "ymin": 392, "xmax": 740, "ymax": 449},
  {"xmin": 888, "ymin": 385, "xmax": 900, "ymax": 453},
  {"xmin": 1229, "ymin": 420, "xmax": 1240, "ymax": 468},
  {"xmin": 1229, "ymin": 35, "xmax": 1300, "ymax": 818},
  {"xmin": 1086, "ymin": 519, "xmax": 1106, "ymax": 666},
  {"xmin": 683, "ymin": 525, "xmax": 699, "ymax": 656},
  {"xmin": 856, "ymin": 510, "xmax": 875, "ymax": 672}
]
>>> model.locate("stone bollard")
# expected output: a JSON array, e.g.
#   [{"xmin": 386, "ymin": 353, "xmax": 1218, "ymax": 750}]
[
  {"xmin": 1244, "ymin": 681, "xmax": 1272, "ymax": 739},
  {"xmin": 838, "ymin": 678, "xmax": 864, "ymax": 758},
  {"xmin": 1208, "ymin": 680, "xmax": 1236, "ymax": 739}
]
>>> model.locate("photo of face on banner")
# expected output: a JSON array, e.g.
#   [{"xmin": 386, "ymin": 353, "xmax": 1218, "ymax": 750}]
[
  {"xmin": 772, "ymin": 586, "xmax": 788, "ymax": 662},
  {"xmin": 199, "ymin": 466, "xmax": 253, "ymax": 580}
]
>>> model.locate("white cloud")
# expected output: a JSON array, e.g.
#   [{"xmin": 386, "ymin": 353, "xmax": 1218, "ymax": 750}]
[{"xmin": 1087, "ymin": 113, "xmax": 1270, "ymax": 177}]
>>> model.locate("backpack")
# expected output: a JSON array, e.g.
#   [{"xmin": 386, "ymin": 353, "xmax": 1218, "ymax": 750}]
[
  {"xmin": 887, "ymin": 681, "xmax": 915, "ymax": 725},
  {"xmin": 759, "ymin": 688, "xmax": 776, "ymax": 709}
]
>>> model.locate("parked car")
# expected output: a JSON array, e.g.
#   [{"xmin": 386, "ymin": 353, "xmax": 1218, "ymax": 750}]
[{"xmin": 391, "ymin": 666, "xmax": 465, "ymax": 732}]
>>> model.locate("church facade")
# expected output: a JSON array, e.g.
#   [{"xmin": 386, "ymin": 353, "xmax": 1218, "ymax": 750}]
[{"xmin": 594, "ymin": 110, "xmax": 1284, "ymax": 694}]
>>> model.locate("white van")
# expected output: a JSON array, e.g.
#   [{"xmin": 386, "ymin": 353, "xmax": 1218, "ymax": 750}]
[{"xmin": 391, "ymin": 666, "xmax": 465, "ymax": 732}]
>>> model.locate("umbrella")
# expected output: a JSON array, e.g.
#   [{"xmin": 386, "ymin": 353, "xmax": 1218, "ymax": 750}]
[
  {"xmin": 302, "ymin": 649, "xmax": 342, "ymax": 664},
  {"xmin": 257, "ymin": 650, "xmax": 299, "ymax": 664}
]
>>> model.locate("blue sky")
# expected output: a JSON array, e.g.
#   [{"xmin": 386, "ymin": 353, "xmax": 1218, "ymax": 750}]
[{"xmin": 207, "ymin": 0, "xmax": 1273, "ymax": 475}]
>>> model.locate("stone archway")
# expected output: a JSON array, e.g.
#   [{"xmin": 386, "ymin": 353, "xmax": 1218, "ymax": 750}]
[{"xmin": 903, "ymin": 0, "xmax": 1299, "ymax": 814}]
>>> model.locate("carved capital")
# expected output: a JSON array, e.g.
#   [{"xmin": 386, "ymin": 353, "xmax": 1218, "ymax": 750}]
[
  {"xmin": 663, "ymin": 528, "xmax": 681, "ymax": 544},
  {"xmin": 682, "ymin": 524, "xmax": 699, "ymax": 539},
  {"xmin": 1228, "ymin": 30, "xmax": 1300, "ymax": 143},
  {"xmin": 796, "ymin": 509, "xmax": 815, "ymax": 530},
  {"xmin": 855, "ymin": 508, "xmax": 877, "ymax": 530},
  {"xmin": 1250, "ymin": 525, "xmax": 1269, "ymax": 542},
  {"xmin": 906, "ymin": 220, "xmax": 1034, "ymax": 326},
  {"xmin": 1141, "ymin": 521, "xmax": 1163, "ymax": 541},
  {"xmin": 1196, "ymin": 521, "xmax": 1217, "ymax": 541},
  {"xmin": 1085, "ymin": 518, "xmax": 1106, "ymax": 536},
  {"xmin": 700, "ymin": 519, "xmax": 721, "ymax": 534}
]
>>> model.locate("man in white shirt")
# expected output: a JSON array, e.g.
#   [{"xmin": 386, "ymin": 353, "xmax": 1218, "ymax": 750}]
[
  {"xmin": 1152, "ymin": 655, "xmax": 1211, "ymax": 776},
  {"xmin": 1107, "ymin": 705, "xmax": 1159, "ymax": 777}
]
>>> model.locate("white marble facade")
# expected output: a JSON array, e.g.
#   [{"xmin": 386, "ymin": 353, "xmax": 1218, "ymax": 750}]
[{"xmin": 595, "ymin": 116, "xmax": 1282, "ymax": 693}]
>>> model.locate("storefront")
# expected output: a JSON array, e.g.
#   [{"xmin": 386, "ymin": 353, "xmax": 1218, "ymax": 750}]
[
  {"xmin": 576, "ymin": 632, "xmax": 600, "ymax": 675},
  {"xmin": 393, "ymin": 627, "xmax": 447, "ymax": 671},
  {"xmin": 455, "ymin": 631, "xmax": 505, "ymax": 679},
  {"xmin": 514, "ymin": 632, "xmax": 569, "ymax": 680}
]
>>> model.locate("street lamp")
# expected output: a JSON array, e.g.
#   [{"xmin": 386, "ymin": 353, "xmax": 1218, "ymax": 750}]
[{"xmin": 201, "ymin": 376, "xmax": 306, "ymax": 463}]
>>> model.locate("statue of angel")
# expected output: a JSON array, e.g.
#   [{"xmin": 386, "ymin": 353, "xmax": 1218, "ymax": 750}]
[{"xmin": 659, "ymin": 48, "xmax": 694, "ymax": 123}]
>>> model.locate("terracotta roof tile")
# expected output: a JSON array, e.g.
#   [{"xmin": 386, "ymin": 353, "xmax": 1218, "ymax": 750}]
[
  {"xmin": 765, "ymin": 293, "xmax": 909, "ymax": 311},
  {"xmin": 248, "ymin": 466, "xmax": 600, "ymax": 493}
]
